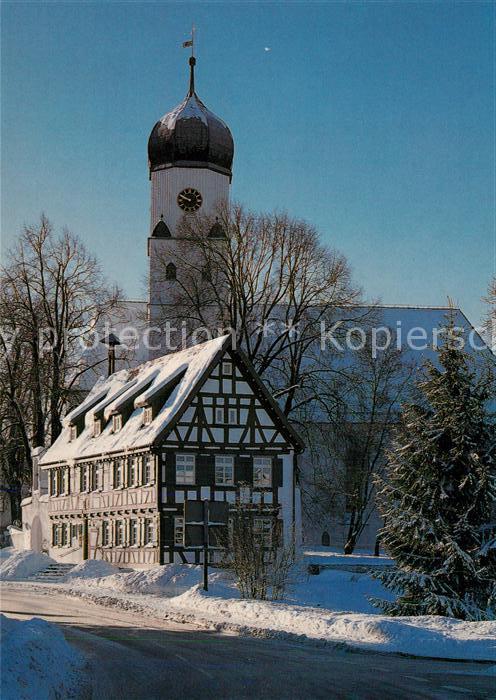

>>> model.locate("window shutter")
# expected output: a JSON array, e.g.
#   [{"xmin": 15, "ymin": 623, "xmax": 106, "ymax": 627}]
[
  {"xmin": 235, "ymin": 456, "xmax": 252, "ymax": 485},
  {"xmin": 162, "ymin": 515, "xmax": 174, "ymax": 546},
  {"xmin": 196, "ymin": 454, "xmax": 212, "ymax": 486},
  {"xmin": 273, "ymin": 458, "xmax": 283, "ymax": 488}
]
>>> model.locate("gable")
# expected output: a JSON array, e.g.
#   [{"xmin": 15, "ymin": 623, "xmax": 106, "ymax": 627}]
[{"xmin": 164, "ymin": 352, "xmax": 292, "ymax": 449}]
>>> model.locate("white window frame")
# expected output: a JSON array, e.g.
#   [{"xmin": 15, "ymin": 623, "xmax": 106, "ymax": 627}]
[
  {"xmin": 115, "ymin": 519, "xmax": 125, "ymax": 547},
  {"xmin": 102, "ymin": 520, "xmax": 110, "ymax": 547},
  {"xmin": 69, "ymin": 424, "xmax": 77, "ymax": 442},
  {"xmin": 175, "ymin": 454, "xmax": 195, "ymax": 485},
  {"xmin": 215, "ymin": 455, "xmax": 234, "ymax": 485},
  {"xmin": 144, "ymin": 518, "xmax": 154, "ymax": 545},
  {"xmin": 174, "ymin": 516, "xmax": 184, "ymax": 546},
  {"xmin": 143, "ymin": 406, "xmax": 153, "ymax": 426},
  {"xmin": 114, "ymin": 459, "xmax": 123, "ymax": 488},
  {"xmin": 80, "ymin": 465, "xmax": 89, "ymax": 493},
  {"xmin": 93, "ymin": 419, "xmax": 102, "ymax": 437},
  {"xmin": 63, "ymin": 467, "xmax": 70, "ymax": 495},
  {"xmin": 113, "ymin": 414, "xmax": 122, "ymax": 432},
  {"xmin": 129, "ymin": 519, "xmax": 138, "ymax": 546},
  {"xmin": 129, "ymin": 457, "xmax": 137, "ymax": 487},
  {"xmin": 253, "ymin": 456, "xmax": 272, "ymax": 487},
  {"xmin": 52, "ymin": 524, "xmax": 59, "ymax": 546},
  {"xmin": 253, "ymin": 517, "xmax": 273, "ymax": 547},
  {"xmin": 144, "ymin": 454, "xmax": 153, "ymax": 484},
  {"xmin": 93, "ymin": 462, "xmax": 102, "ymax": 491}
]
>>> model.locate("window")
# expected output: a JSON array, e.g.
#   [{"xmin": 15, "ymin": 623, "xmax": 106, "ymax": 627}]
[
  {"xmin": 114, "ymin": 459, "xmax": 123, "ymax": 487},
  {"xmin": 228, "ymin": 408, "xmax": 237, "ymax": 425},
  {"xmin": 92, "ymin": 463, "xmax": 102, "ymax": 490},
  {"xmin": 144, "ymin": 454, "xmax": 153, "ymax": 484},
  {"xmin": 93, "ymin": 419, "xmax": 102, "ymax": 437},
  {"xmin": 254, "ymin": 517, "xmax": 273, "ymax": 547},
  {"xmin": 115, "ymin": 520, "xmax": 124, "ymax": 546},
  {"xmin": 52, "ymin": 524, "xmax": 59, "ymax": 546},
  {"xmin": 215, "ymin": 407, "xmax": 224, "ymax": 424},
  {"xmin": 69, "ymin": 425, "xmax": 77, "ymax": 442},
  {"xmin": 49, "ymin": 470, "xmax": 57, "ymax": 496},
  {"xmin": 253, "ymin": 457, "xmax": 272, "ymax": 487},
  {"xmin": 321, "ymin": 531, "xmax": 330, "ymax": 547},
  {"xmin": 129, "ymin": 519, "xmax": 138, "ymax": 546},
  {"xmin": 63, "ymin": 467, "xmax": 70, "ymax": 494},
  {"xmin": 176, "ymin": 454, "xmax": 195, "ymax": 484},
  {"xmin": 165, "ymin": 262, "xmax": 177, "ymax": 281},
  {"xmin": 222, "ymin": 361, "xmax": 232, "ymax": 375},
  {"xmin": 174, "ymin": 517, "xmax": 184, "ymax": 546},
  {"xmin": 143, "ymin": 406, "xmax": 153, "ymax": 426},
  {"xmin": 129, "ymin": 457, "xmax": 137, "ymax": 486},
  {"xmin": 144, "ymin": 519, "xmax": 154, "ymax": 545},
  {"xmin": 215, "ymin": 455, "xmax": 234, "ymax": 485},
  {"xmin": 80, "ymin": 465, "xmax": 89, "ymax": 492},
  {"xmin": 102, "ymin": 520, "xmax": 110, "ymax": 547},
  {"xmin": 113, "ymin": 414, "xmax": 122, "ymax": 432},
  {"xmin": 60, "ymin": 523, "xmax": 68, "ymax": 546}
]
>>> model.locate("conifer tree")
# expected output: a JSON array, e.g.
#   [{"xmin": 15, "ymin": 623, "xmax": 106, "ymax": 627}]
[{"xmin": 373, "ymin": 323, "xmax": 496, "ymax": 620}]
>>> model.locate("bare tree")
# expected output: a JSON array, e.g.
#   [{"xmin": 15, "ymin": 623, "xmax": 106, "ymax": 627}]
[
  {"xmin": 153, "ymin": 202, "xmax": 368, "ymax": 420},
  {"xmin": 483, "ymin": 276, "xmax": 495, "ymax": 350},
  {"xmin": 220, "ymin": 501, "xmax": 296, "ymax": 600},
  {"xmin": 0, "ymin": 215, "xmax": 122, "ymax": 515},
  {"xmin": 302, "ymin": 337, "xmax": 413, "ymax": 554}
]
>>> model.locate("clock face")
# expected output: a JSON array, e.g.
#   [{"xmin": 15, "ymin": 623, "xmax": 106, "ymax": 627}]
[{"xmin": 177, "ymin": 188, "xmax": 203, "ymax": 213}]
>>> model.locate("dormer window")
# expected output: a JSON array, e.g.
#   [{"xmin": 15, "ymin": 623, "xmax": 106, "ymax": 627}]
[
  {"xmin": 69, "ymin": 425, "xmax": 77, "ymax": 442},
  {"xmin": 93, "ymin": 419, "xmax": 102, "ymax": 437},
  {"xmin": 113, "ymin": 414, "xmax": 122, "ymax": 432},
  {"xmin": 143, "ymin": 406, "xmax": 153, "ymax": 426}
]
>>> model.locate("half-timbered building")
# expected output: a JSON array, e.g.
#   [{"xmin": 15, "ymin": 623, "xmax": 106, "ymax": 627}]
[{"xmin": 39, "ymin": 335, "xmax": 304, "ymax": 567}]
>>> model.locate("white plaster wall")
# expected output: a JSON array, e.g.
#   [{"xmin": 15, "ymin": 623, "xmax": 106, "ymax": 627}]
[{"xmin": 150, "ymin": 167, "xmax": 229, "ymax": 235}]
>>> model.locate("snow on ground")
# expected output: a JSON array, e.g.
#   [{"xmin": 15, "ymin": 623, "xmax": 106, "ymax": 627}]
[
  {"xmin": 2, "ymin": 548, "xmax": 494, "ymax": 661},
  {"xmin": 61, "ymin": 560, "xmax": 495, "ymax": 661},
  {"xmin": 0, "ymin": 613, "xmax": 83, "ymax": 700},
  {"xmin": 0, "ymin": 550, "xmax": 55, "ymax": 581},
  {"xmin": 0, "ymin": 546, "xmax": 16, "ymax": 562},
  {"xmin": 303, "ymin": 548, "xmax": 394, "ymax": 567}
]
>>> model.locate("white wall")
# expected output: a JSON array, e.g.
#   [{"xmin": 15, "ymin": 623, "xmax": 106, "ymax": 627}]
[{"xmin": 150, "ymin": 167, "xmax": 229, "ymax": 235}]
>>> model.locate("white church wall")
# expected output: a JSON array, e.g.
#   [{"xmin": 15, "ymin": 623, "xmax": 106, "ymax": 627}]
[{"xmin": 150, "ymin": 167, "xmax": 229, "ymax": 234}]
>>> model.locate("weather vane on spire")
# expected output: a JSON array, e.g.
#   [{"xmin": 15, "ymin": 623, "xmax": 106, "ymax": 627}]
[{"xmin": 182, "ymin": 25, "xmax": 196, "ymax": 95}]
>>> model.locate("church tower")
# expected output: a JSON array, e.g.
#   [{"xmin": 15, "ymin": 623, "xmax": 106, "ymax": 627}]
[{"xmin": 147, "ymin": 53, "xmax": 234, "ymax": 357}]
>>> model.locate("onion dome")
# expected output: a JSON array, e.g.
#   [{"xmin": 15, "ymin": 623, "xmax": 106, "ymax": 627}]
[{"xmin": 148, "ymin": 57, "xmax": 234, "ymax": 178}]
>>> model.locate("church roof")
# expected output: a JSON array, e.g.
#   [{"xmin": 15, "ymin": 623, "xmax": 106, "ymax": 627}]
[{"xmin": 148, "ymin": 57, "xmax": 234, "ymax": 177}]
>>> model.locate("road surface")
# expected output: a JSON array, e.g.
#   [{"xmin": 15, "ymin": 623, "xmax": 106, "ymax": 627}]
[{"xmin": 1, "ymin": 583, "xmax": 494, "ymax": 699}]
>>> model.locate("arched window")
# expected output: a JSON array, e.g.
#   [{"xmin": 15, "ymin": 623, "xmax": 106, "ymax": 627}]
[
  {"xmin": 152, "ymin": 217, "xmax": 171, "ymax": 238},
  {"xmin": 321, "ymin": 531, "xmax": 330, "ymax": 547},
  {"xmin": 165, "ymin": 262, "xmax": 177, "ymax": 281},
  {"xmin": 208, "ymin": 218, "xmax": 225, "ymax": 238}
]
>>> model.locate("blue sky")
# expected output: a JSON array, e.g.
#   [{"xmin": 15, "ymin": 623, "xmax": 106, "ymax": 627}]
[{"xmin": 1, "ymin": 1, "xmax": 494, "ymax": 328}]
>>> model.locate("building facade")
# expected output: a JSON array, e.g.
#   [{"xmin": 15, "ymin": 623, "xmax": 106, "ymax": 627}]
[{"xmin": 39, "ymin": 336, "xmax": 303, "ymax": 567}]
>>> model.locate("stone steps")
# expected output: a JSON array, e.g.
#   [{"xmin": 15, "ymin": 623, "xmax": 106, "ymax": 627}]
[{"xmin": 29, "ymin": 562, "xmax": 75, "ymax": 582}]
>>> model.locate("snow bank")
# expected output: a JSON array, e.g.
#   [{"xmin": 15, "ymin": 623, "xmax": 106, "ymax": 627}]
[
  {"xmin": 303, "ymin": 548, "xmax": 394, "ymax": 567},
  {"xmin": 166, "ymin": 586, "xmax": 496, "ymax": 661},
  {"xmin": 60, "ymin": 562, "xmax": 496, "ymax": 660},
  {"xmin": 0, "ymin": 551, "xmax": 54, "ymax": 581},
  {"xmin": 0, "ymin": 614, "xmax": 83, "ymax": 700},
  {"xmin": 0, "ymin": 546, "xmax": 16, "ymax": 562},
  {"xmin": 71, "ymin": 563, "xmax": 230, "ymax": 596},
  {"xmin": 65, "ymin": 559, "xmax": 117, "ymax": 580}
]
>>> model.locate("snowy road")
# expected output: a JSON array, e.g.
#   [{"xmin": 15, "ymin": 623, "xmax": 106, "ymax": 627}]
[{"xmin": 1, "ymin": 583, "xmax": 494, "ymax": 699}]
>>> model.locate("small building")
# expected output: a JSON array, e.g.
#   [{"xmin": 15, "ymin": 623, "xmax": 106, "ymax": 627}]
[{"xmin": 38, "ymin": 335, "xmax": 304, "ymax": 567}]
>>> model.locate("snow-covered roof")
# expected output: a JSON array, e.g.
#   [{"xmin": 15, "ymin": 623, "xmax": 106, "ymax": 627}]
[{"xmin": 40, "ymin": 335, "xmax": 230, "ymax": 466}]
